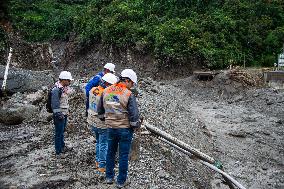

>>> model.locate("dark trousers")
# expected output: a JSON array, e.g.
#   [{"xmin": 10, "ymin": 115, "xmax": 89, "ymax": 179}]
[{"xmin": 53, "ymin": 115, "xmax": 67, "ymax": 155}]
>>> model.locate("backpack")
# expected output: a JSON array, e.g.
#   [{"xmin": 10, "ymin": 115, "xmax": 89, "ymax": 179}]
[{"xmin": 46, "ymin": 86, "xmax": 63, "ymax": 113}]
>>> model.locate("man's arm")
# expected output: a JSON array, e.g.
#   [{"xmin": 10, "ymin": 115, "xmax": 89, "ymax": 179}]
[
  {"xmin": 127, "ymin": 94, "xmax": 140, "ymax": 127},
  {"xmin": 51, "ymin": 88, "xmax": 61, "ymax": 113},
  {"xmin": 85, "ymin": 75, "xmax": 102, "ymax": 97},
  {"xmin": 97, "ymin": 94, "xmax": 105, "ymax": 121},
  {"xmin": 51, "ymin": 88, "xmax": 64, "ymax": 119},
  {"xmin": 85, "ymin": 74, "xmax": 102, "ymax": 115}
]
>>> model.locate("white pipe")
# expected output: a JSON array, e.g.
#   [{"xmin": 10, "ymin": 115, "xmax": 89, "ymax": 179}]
[
  {"xmin": 201, "ymin": 161, "xmax": 246, "ymax": 189},
  {"xmin": 157, "ymin": 137, "xmax": 246, "ymax": 189},
  {"xmin": 143, "ymin": 121, "xmax": 215, "ymax": 163},
  {"xmin": 2, "ymin": 47, "xmax": 13, "ymax": 91}
]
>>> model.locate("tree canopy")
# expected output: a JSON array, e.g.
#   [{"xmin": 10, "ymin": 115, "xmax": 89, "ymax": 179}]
[{"xmin": 4, "ymin": 0, "xmax": 284, "ymax": 68}]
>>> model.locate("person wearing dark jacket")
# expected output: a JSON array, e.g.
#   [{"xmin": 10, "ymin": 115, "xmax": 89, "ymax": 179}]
[
  {"xmin": 97, "ymin": 69, "xmax": 141, "ymax": 188},
  {"xmin": 85, "ymin": 63, "xmax": 115, "ymax": 116},
  {"xmin": 51, "ymin": 71, "xmax": 73, "ymax": 155}
]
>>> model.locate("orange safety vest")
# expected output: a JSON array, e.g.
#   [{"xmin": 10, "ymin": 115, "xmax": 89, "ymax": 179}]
[
  {"xmin": 87, "ymin": 85, "xmax": 105, "ymax": 128},
  {"xmin": 103, "ymin": 83, "xmax": 132, "ymax": 128}
]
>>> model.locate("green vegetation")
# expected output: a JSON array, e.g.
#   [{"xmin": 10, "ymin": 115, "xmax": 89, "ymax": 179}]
[{"xmin": 6, "ymin": 0, "xmax": 284, "ymax": 68}]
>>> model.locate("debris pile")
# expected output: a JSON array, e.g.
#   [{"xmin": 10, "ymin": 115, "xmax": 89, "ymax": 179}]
[{"xmin": 228, "ymin": 68, "xmax": 263, "ymax": 87}]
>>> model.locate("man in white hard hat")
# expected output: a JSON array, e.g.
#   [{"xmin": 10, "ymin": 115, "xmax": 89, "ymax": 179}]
[
  {"xmin": 51, "ymin": 71, "xmax": 73, "ymax": 155},
  {"xmin": 85, "ymin": 63, "xmax": 115, "ymax": 116},
  {"xmin": 97, "ymin": 69, "xmax": 141, "ymax": 188},
  {"xmin": 87, "ymin": 73, "xmax": 118, "ymax": 175}
]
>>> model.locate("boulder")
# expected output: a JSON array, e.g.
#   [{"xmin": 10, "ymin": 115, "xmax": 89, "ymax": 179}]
[
  {"xmin": 0, "ymin": 65, "xmax": 55, "ymax": 95},
  {"xmin": 0, "ymin": 103, "xmax": 38, "ymax": 125},
  {"xmin": 25, "ymin": 90, "xmax": 45, "ymax": 105},
  {"xmin": 0, "ymin": 90, "xmax": 46, "ymax": 125}
]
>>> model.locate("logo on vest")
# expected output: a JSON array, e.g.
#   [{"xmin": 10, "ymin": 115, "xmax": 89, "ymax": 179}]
[{"xmin": 106, "ymin": 93, "xmax": 120, "ymax": 103}]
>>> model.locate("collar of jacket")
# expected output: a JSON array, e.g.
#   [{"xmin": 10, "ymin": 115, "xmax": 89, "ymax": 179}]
[
  {"xmin": 91, "ymin": 85, "xmax": 104, "ymax": 94},
  {"xmin": 115, "ymin": 82, "xmax": 127, "ymax": 89},
  {"xmin": 55, "ymin": 81, "xmax": 70, "ymax": 94}
]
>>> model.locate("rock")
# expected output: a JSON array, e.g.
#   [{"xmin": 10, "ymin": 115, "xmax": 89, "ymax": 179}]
[
  {"xmin": 0, "ymin": 65, "xmax": 54, "ymax": 95},
  {"xmin": 214, "ymin": 114, "xmax": 226, "ymax": 119},
  {"xmin": 158, "ymin": 169, "xmax": 170, "ymax": 180},
  {"xmin": 261, "ymin": 163, "xmax": 269, "ymax": 170},
  {"xmin": 150, "ymin": 88, "xmax": 159, "ymax": 93},
  {"xmin": 242, "ymin": 116, "xmax": 257, "ymax": 122},
  {"xmin": 139, "ymin": 80, "xmax": 147, "ymax": 88},
  {"xmin": 276, "ymin": 119, "xmax": 282, "ymax": 124},
  {"xmin": 266, "ymin": 101, "xmax": 274, "ymax": 105},
  {"xmin": 227, "ymin": 130, "xmax": 247, "ymax": 138},
  {"xmin": 26, "ymin": 90, "xmax": 45, "ymax": 105},
  {"xmin": 233, "ymin": 95, "xmax": 243, "ymax": 102},
  {"xmin": 144, "ymin": 77, "xmax": 153, "ymax": 85},
  {"xmin": 253, "ymin": 93, "xmax": 259, "ymax": 97},
  {"xmin": 269, "ymin": 117, "xmax": 282, "ymax": 124},
  {"xmin": 0, "ymin": 103, "xmax": 38, "ymax": 125},
  {"xmin": 38, "ymin": 106, "xmax": 53, "ymax": 122}
]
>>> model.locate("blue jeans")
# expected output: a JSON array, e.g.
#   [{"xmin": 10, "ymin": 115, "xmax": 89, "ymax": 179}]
[
  {"xmin": 106, "ymin": 128, "xmax": 133, "ymax": 185},
  {"xmin": 91, "ymin": 125, "xmax": 100, "ymax": 163},
  {"xmin": 98, "ymin": 128, "xmax": 108, "ymax": 168},
  {"xmin": 91, "ymin": 126, "xmax": 108, "ymax": 168},
  {"xmin": 53, "ymin": 115, "xmax": 67, "ymax": 155}
]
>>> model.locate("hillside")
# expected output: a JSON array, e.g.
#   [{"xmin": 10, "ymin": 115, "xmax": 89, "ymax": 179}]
[{"xmin": 1, "ymin": 0, "xmax": 284, "ymax": 69}]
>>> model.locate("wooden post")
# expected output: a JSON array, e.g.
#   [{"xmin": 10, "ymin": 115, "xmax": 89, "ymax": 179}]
[
  {"xmin": 130, "ymin": 117, "xmax": 143, "ymax": 161},
  {"xmin": 130, "ymin": 128, "xmax": 141, "ymax": 161},
  {"xmin": 1, "ymin": 47, "xmax": 13, "ymax": 96}
]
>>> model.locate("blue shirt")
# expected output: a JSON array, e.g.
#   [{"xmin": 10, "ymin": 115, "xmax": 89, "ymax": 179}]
[{"xmin": 85, "ymin": 71, "xmax": 104, "ymax": 111}]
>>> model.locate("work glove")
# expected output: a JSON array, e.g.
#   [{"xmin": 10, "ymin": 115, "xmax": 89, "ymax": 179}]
[{"xmin": 54, "ymin": 112, "xmax": 65, "ymax": 120}]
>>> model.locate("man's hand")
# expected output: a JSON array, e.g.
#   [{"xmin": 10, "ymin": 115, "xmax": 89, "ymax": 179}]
[{"xmin": 132, "ymin": 116, "xmax": 144, "ymax": 129}]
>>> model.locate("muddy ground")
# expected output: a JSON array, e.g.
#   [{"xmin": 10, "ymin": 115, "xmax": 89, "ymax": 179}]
[{"xmin": 0, "ymin": 69, "xmax": 283, "ymax": 189}]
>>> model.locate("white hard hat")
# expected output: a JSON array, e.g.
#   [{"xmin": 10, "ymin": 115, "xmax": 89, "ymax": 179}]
[
  {"xmin": 104, "ymin": 63, "xmax": 115, "ymax": 72},
  {"xmin": 59, "ymin": 71, "xmax": 73, "ymax": 80},
  {"xmin": 102, "ymin": 73, "xmax": 118, "ymax": 85},
  {"xmin": 121, "ymin": 69, "xmax": 137, "ymax": 84}
]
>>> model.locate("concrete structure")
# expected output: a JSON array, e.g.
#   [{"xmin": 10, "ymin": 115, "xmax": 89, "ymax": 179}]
[
  {"xmin": 193, "ymin": 71, "xmax": 217, "ymax": 81},
  {"xmin": 263, "ymin": 71, "xmax": 284, "ymax": 89}
]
